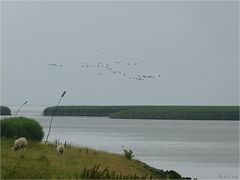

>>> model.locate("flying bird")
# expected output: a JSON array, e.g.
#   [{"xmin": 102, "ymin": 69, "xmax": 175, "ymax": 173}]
[
  {"xmin": 60, "ymin": 59, "xmax": 161, "ymax": 82},
  {"xmin": 48, "ymin": 63, "xmax": 63, "ymax": 67}
]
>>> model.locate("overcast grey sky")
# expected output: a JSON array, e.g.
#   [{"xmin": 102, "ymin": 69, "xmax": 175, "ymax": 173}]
[{"xmin": 1, "ymin": 1, "xmax": 239, "ymax": 106}]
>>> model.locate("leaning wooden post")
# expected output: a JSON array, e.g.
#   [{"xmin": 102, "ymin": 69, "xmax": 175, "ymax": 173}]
[{"xmin": 45, "ymin": 91, "xmax": 66, "ymax": 143}]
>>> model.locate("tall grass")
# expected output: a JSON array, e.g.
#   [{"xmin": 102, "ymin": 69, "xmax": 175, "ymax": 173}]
[{"xmin": 76, "ymin": 164, "xmax": 147, "ymax": 179}]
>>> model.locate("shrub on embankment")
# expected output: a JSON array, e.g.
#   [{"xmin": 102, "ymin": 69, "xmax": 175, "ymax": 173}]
[
  {"xmin": 43, "ymin": 106, "xmax": 239, "ymax": 120},
  {"xmin": 0, "ymin": 117, "xmax": 44, "ymax": 141},
  {"xmin": 0, "ymin": 106, "xmax": 11, "ymax": 115}
]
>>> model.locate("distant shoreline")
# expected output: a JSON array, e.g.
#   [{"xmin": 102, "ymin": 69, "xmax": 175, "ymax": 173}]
[{"xmin": 43, "ymin": 105, "xmax": 239, "ymax": 120}]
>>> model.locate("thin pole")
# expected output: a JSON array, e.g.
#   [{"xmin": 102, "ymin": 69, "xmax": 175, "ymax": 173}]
[
  {"xmin": 15, "ymin": 101, "xmax": 28, "ymax": 117},
  {"xmin": 45, "ymin": 91, "xmax": 66, "ymax": 143}
]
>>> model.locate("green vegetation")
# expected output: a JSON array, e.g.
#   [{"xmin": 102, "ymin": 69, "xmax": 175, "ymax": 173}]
[
  {"xmin": 110, "ymin": 106, "xmax": 239, "ymax": 120},
  {"xmin": 76, "ymin": 164, "xmax": 146, "ymax": 179},
  {"xmin": 0, "ymin": 138, "xmax": 186, "ymax": 179},
  {"xmin": 43, "ymin": 106, "xmax": 239, "ymax": 120},
  {"xmin": 0, "ymin": 106, "xmax": 11, "ymax": 115},
  {"xmin": 1, "ymin": 117, "xmax": 44, "ymax": 141},
  {"xmin": 43, "ymin": 106, "xmax": 132, "ymax": 116},
  {"xmin": 123, "ymin": 147, "xmax": 135, "ymax": 160}
]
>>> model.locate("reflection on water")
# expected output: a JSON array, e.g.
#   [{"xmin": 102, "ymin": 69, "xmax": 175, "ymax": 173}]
[{"xmin": 1, "ymin": 106, "xmax": 239, "ymax": 179}]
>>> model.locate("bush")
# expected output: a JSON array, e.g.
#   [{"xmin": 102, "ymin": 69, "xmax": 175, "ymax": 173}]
[
  {"xmin": 165, "ymin": 170, "xmax": 182, "ymax": 179},
  {"xmin": 122, "ymin": 146, "xmax": 134, "ymax": 160},
  {"xmin": 1, "ymin": 117, "xmax": 44, "ymax": 141},
  {"xmin": 0, "ymin": 106, "xmax": 11, "ymax": 115}
]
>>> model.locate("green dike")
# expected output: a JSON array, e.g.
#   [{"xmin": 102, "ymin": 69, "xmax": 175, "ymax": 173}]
[
  {"xmin": 0, "ymin": 106, "xmax": 11, "ymax": 115},
  {"xmin": 43, "ymin": 106, "xmax": 133, "ymax": 116},
  {"xmin": 43, "ymin": 106, "xmax": 239, "ymax": 120},
  {"xmin": 0, "ymin": 138, "xmax": 188, "ymax": 179},
  {"xmin": 110, "ymin": 106, "xmax": 239, "ymax": 120}
]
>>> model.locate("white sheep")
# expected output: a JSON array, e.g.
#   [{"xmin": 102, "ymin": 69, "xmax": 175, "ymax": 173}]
[
  {"xmin": 12, "ymin": 137, "xmax": 27, "ymax": 151},
  {"xmin": 56, "ymin": 144, "xmax": 64, "ymax": 155}
]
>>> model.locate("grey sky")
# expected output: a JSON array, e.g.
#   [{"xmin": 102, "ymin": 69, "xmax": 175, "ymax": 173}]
[{"xmin": 1, "ymin": 1, "xmax": 239, "ymax": 106}]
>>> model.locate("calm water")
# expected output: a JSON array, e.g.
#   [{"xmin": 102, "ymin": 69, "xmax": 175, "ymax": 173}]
[{"xmin": 2, "ymin": 106, "xmax": 239, "ymax": 179}]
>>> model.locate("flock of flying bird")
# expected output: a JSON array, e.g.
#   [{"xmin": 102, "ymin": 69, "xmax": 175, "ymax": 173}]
[{"xmin": 48, "ymin": 60, "xmax": 160, "ymax": 81}]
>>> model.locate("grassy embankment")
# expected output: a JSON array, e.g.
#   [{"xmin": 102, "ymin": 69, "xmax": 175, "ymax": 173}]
[
  {"xmin": 0, "ymin": 106, "xmax": 11, "ymax": 115},
  {"xmin": 1, "ymin": 138, "xmax": 186, "ymax": 179},
  {"xmin": 1, "ymin": 117, "xmax": 187, "ymax": 179},
  {"xmin": 43, "ymin": 106, "xmax": 239, "ymax": 120}
]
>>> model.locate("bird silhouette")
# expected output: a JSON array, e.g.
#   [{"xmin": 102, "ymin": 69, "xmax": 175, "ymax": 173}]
[
  {"xmin": 54, "ymin": 59, "xmax": 161, "ymax": 82},
  {"xmin": 48, "ymin": 63, "xmax": 63, "ymax": 67}
]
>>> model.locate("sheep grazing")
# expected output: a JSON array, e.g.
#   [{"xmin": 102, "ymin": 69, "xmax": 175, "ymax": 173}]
[
  {"xmin": 56, "ymin": 144, "xmax": 64, "ymax": 155},
  {"xmin": 12, "ymin": 137, "xmax": 27, "ymax": 151}
]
